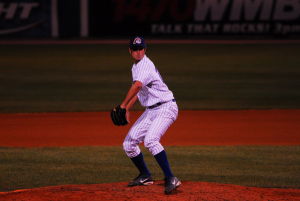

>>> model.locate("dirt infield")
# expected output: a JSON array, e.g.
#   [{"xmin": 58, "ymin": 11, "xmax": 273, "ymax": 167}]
[
  {"xmin": 1, "ymin": 182, "xmax": 300, "ymax": 201},
  {"xmin": 1, "ymin": 110, "xmax": 300, "ymax": 147},
  {"xmin": 1, "ymin": 110, "xmax": 300, "ymax": 200}
]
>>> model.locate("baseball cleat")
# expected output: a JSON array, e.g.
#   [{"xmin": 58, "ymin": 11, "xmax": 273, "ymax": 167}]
[
  {"xmin": 164, "ymin": 176, "xmax": 181, "ymax": 195},
  {"xmin": 127, "ymin": 174, "xmax": 154, "ymax": 187}
]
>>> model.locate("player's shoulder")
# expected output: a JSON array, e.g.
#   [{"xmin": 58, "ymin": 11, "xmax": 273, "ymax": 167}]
[
  {"xmin": 140, "ymin": 55, "xmax": 151, "ymax": 64},
  {"xmin": 143, "ymin": 55, "xmax": 156, "ymax": 69},
  {"xmin": 135, "ymin": 55, "xmax": 154, "ymax": 69}
]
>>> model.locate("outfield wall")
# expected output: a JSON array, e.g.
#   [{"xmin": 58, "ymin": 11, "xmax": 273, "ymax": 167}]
[{"xmin": 0, "ymin": 0, "xmax": 300, "ymax": 39}]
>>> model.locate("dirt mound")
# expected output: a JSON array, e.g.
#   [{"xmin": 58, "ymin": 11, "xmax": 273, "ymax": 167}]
[{"xmin": 1, "ymin": 181, "xmax": 299, "ymax": 201}]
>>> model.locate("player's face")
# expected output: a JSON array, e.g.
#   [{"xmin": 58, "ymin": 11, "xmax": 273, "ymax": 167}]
[{"xmin": 129, "ymin": 47, "xmax": 146, "ymax": 62}]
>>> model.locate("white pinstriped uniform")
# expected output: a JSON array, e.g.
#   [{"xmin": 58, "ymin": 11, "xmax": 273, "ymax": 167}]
[{"xmin": 123, "ymin": 55, "xmax": 178, "ymax": 158}]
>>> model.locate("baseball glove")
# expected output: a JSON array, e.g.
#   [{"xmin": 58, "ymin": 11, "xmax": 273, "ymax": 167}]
[{"xmin": 110, "ymin": 105, "xmax": 128, "ymax": 126}]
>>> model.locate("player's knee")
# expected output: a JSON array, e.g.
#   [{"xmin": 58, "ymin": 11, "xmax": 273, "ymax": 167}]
[
  {"xmin": 144, "ymin": 138, "xmax": 163, "ymax": 155},
  {"xmin": 144, "ymin": 139, "xmax": 155, "ymax": 149},
  {"xmin": 123, "ymin": 141, "xmax": 138, "ymax": 157},
  {"xmin": 123, "ymin": 141, "xmax": 131, "ymax": 152}
]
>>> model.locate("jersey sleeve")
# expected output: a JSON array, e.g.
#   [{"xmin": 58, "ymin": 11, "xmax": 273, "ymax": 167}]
[{"xmin": 132, "ymin": 62, "xmax": 152, "ymax": 86}]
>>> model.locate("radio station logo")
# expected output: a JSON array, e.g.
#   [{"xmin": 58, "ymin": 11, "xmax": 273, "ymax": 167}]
[{"xmin": 0, "ymin": 2, "xmax": 43, "ymax": 35}]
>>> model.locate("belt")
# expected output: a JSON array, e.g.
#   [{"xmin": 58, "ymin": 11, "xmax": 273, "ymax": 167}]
[{"xmin": 147, "ymin": 99, "xmax": 176, "ymax": 109}]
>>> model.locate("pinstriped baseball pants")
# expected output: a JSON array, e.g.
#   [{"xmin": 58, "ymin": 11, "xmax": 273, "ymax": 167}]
[{"xmin": 123, "ymin": 101, "xmax": 178, "ymax": 158}]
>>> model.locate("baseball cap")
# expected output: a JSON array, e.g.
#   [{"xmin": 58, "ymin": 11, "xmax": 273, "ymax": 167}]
[{"xmin": 129, "ymin": 36, "xmax": 146, "ymax": 50}]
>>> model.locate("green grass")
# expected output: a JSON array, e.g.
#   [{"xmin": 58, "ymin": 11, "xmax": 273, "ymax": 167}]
[
  {"xmin": 1, "ymin": 43, "xmax": 300, "ymax": 113},
  {"xmin": 0, "ymin": 146, "xmax": 299, "ymax": 192}
]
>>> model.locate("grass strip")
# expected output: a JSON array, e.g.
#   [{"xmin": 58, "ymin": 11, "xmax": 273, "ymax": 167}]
[
  {"xmin": 1, "ymin": 44, "xmax": 300, "ymax": 112},
  {"xmin": 0, "ymin": 146, "xmax": 299, "ymax": 192}
]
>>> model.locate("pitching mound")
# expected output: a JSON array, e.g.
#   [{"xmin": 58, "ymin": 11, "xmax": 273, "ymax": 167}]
[{"xmin": 1, "ymin": 182, "xmax": 299, "ymax": 201}]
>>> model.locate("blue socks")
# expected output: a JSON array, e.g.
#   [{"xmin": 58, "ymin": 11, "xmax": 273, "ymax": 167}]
[
  {"xmin": 154, "ymin": 150, "xmax": 174, "ymax": 178},
  {"xmin": 130, "ymin": 150, "xmax": 174, "ymax": 178},
  {"xmin": 130, "ymin": 153, "xmax": 151, "ymax": 176}
]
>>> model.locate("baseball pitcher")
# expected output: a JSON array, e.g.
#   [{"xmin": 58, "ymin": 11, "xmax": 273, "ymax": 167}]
[{"xmin": 111, "ymin": 36, "xmax": 181, "ymax": 194}]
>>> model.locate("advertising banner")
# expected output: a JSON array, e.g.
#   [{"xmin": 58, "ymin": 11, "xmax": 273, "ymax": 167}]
[
  {"xmin": 1, "ymin": 0, "xmax": 299, "ymax": 39},
  {"xmin": 0, "ymin": 0, "xmax": 55, "ymax": 38},
  {"xmin": 89, "ymin": 0, "xmax": 300, "ymax": 38}
]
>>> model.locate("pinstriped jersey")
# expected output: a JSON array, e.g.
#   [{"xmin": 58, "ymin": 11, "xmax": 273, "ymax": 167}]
[{"xmin": 132, "ymin": 55, "xmax": 174, "ymax": 107}]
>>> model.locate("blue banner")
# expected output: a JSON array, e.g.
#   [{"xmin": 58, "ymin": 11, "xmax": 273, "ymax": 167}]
[
  {"xmin": 1, "ymin": 0, "xmax": 299, "ymax": 39},
  {"xmin": 0, "ymin": 0, "xmax": 53, "ymax": 38}
]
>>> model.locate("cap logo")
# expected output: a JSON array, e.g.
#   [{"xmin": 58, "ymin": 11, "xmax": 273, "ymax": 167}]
[{"xmin": 133, "ymin": 37, "xmax": 142, "ymax": 45}]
